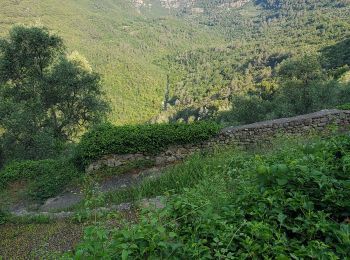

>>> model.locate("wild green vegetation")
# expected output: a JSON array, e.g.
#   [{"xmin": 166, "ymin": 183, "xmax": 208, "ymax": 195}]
[
  {"xmin": 67, "ymin": 135, "xmax": 350, "ymax": 259},
  {"xmin": 0, "ymin": 0, "xmax": 225, "ymax": 124},
  {"xmin": 0, "ymin": 25, "xmax": 111, "ymax": 207},
  {"xmin": 220, "ymin": 53, "xmax": 350, "ymax": 124},
  {"xmin": 0, "ymin": 159, "xmax": 80, "ymax": 200},
  {"xmin": 96, "ymin": 151, "xmax": 224, "ymax": 207},
  {"xmin": 75, "ymin": 121, "xmax": 220, "ymax": 168},
  {"xmin": 0, "ymin": 27, "xmax": 220, "ymax": 211}
]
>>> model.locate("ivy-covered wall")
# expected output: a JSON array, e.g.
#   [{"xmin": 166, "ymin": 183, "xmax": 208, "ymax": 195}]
[{"xmin": 87, "ymin": 109, "xmax": 350, "ymax": 172}]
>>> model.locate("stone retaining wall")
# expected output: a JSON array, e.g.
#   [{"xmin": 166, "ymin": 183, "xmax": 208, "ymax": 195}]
[{"xmin": 87, "ymin": 109, "xmax": 350, "ymax": 172}]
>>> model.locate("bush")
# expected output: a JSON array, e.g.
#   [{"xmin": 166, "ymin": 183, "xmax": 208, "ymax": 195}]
[
  {"xmin": 71, "ymin": 135, "xmax": 350, "ymax": 259},
  {"xmin": 74, "ymin": 122, "xmax": 221, "ymax": 168},
  {"xmin": 0, "ymin": 159, "xmax": 81, "ymax": 200},
  {"xmin": 337, "ymin": 103, "xmax": 350, "ymax": 110},
  {"xmin": 0, "ymin": 130, "xmax": 65, "ymax": 163},
  {"xmin": 229, "ymin": 95, "xmax": 275, "ymax": 124}
]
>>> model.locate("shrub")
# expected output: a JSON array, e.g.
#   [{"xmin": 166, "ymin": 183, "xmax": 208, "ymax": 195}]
[
  {"xmin": 0, "ymin": 159, "xmax": 81, "ymax": 200},
  {"xmin": 0, "ymin": 130, "xmax": 66, "ymax": 163},
  {"xmin": 74, "ymin": 122, "xmax": 221, "ymax": 168},
  {"xmin": 228, "ymin": 95, "xmax": 275, "ymax": 124}
]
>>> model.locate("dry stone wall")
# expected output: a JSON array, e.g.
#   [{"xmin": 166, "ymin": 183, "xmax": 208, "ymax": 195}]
[{"xmin": 87, "ymin": 109, "xmax": 350, "ymax": 172}]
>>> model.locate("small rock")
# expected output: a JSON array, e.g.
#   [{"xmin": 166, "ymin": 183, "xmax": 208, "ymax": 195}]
[
  {"xmin": 139, "ymin": 196, "xmax": 166, "ymax": 210},
  {"xmin": 155, "ymin": 156, "xmax": 167, "ymax": 165},
  {"xmin": 113, "ymin": 203, "xmax": 133, "ymax": 211},
  {"xmin": 166, "ymin": 156, "xmax": 177, "ymax": 163}
]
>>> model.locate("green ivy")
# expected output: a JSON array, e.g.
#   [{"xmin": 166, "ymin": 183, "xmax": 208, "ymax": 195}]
[
  {"xmin": 337, "ymin": 103, "xmax": 350, "ymax": 110},
  {"xmin": 74, "ymin": 122, "xmax": 221, "ymax": 168}
]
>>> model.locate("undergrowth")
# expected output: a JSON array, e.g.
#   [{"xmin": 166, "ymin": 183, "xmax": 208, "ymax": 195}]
[
  {"xmin": 67, "ymin": 134, "xmax": 350, "ymax": 259},
  {"xmin": 102, "ymin": 150, "xmax": 229, "ymax": 206},
  {"xmin": 0, "ymin": 159, "xmax": 82, "ymax": 201}
]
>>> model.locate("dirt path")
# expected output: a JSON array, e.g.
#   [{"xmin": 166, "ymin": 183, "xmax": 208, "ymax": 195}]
[{"xmin": 10, "ymin": 165, "xmax": 169, "ymax": 216}]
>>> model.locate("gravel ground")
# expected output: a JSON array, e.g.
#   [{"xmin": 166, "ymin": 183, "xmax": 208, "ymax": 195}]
[{"xmin": 0, "ymin": 222, "xmax": 83, "ymax": 259}]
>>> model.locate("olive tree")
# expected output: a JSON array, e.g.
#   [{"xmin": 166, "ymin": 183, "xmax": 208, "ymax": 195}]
[{"xmin": 0, "ymin": 26, "xmax": 109, "ymax": 161}]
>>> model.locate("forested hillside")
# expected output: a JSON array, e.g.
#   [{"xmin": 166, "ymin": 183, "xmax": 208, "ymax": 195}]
[
  {"xmin": 0, "ymin": 0, "xmax": 225, "ymax": 124},
  {"xmin": 257, "ymin": 0, "xmax": 350, "ymax": 10},
  {"xmin": 1, "ymin": 0, "xmax": 350, "ymax": 124},
  {"xmin": 154, "ymin": 0, "xmax": 350, "ymax": 123}
]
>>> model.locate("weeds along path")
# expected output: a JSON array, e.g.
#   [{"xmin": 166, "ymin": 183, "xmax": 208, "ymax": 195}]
[{"xmin": 9, "ymin": 165, "xmax": 171, "ymax": 218}]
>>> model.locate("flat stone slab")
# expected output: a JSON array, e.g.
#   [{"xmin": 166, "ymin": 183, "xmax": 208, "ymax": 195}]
[
  {"xmin": 40, "ymin": 191, "xmax": 84, "ymax": 212},
  {"xmin": 11, "ymin": 198, "xmax": 164, "ymax": 220}
]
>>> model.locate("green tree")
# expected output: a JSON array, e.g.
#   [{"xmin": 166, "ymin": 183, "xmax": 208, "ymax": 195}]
[
  {"xmin": 231, "ymin": 95, "xmax": 274, "ymax": 124},
  {"xmin": 274, "ymin": 54, "xmax": 326, "ymax": 116},
  {"xmin": 0, "ymin": 26, "xmax": 109, "ymax": 161},
  {"xmin": 45, "ymin": 51, "xmax": 109, "ymax": 140}
]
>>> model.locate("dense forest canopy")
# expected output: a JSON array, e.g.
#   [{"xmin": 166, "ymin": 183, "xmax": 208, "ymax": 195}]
[{"xmin": 150, "ymin": 0, "xmax": 350, "ymax": 124}]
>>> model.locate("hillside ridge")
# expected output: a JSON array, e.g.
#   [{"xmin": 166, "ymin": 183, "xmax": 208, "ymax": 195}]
[{"xmin": 132, "ymin": 0, "xmax": 251, "ymax": 12}]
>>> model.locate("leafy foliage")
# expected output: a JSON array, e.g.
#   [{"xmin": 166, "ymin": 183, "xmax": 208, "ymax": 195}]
[
  {"xmin": 0, "ymin": 26, "xmax": 109, "ymax": 162},
  {"xmin": 337, "ymin": 103, "xmax": 350, "ymax": 110},
  {"xmin": 0, "ymin": 159, "xmax": 81, "ymax": 200},
  {"xmin": 0, "ymin": 0, "xmax": 225, "ymax": 124},
  {"xmin": 71, "ymin": 135, "xmax": 350, "ymax": 258},
  {"xmin": 322, "ymin": 38, "xmax": 350, "ymax": 70},
  {"xmin": 75, "ymin": 122, "xmax": 221, "ymax": 168},
  {"xmin": 155, "ymin": 2, "xmax": 350, "ymax": 123}
]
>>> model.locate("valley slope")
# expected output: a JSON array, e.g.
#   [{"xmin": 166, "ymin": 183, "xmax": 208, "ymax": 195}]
[
  {"xmin": 0, "ymin": 0, "xmax": 225, "ymax": 124},
  {"xmin": 0, "ymin": 0, "xmax": 350, "ymax": 124}
]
